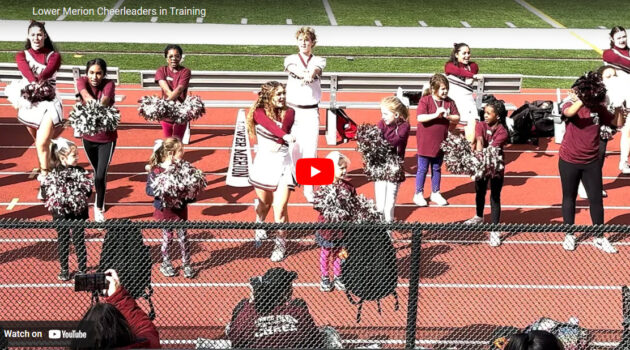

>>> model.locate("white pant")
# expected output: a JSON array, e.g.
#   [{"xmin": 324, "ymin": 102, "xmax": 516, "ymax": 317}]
[
  {"xmin": 290, "ymin": 107, "xmax": 319, "ymax": 197},
  {"xmin": 374, "ymin": 181, "xmax": 400, "ymax": 222}
]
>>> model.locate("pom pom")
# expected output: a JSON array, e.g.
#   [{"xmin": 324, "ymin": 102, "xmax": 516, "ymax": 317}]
[
  {"xmin": 138, "ymin": 96, "xmax": 206, "ymax": 123},
  {"xmin": 600, "ymin": 125, "xmax": 616, "ymax": 140},
  {"xmin": 69, "ymin": 100, "xmax": 121, "ymax": 136},
  {"xmin": 150, "ymin": 160, "xmax": 207, "ymax": 209},
  {"xmin": 441, "ymin": 133, "xmax": 504, "ymax": 180},
  {"xmin": 41, "ymin": 167, "xmax": 93, "ymax": 216},
  {"xmin": 603, "ymin": 75, "xmax": 630, "ymax": 109},
  {"xmin": 313, "ymin": 182, "xmax": 384, "ymax": 223},
  {"xmin": 21, "ymin": 81, "xmax": 56, "ymax": 103},
  {"xmin": 356, "ymin": 123, "xmax": 405, "ymax": 182}
]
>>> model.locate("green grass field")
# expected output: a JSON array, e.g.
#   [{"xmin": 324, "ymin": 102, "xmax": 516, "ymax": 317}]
[{"xmin": 4, "ymin": 0, "xmax": 630, "ymax": 28}]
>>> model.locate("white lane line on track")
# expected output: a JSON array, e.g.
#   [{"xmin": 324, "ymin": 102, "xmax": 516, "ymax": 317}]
[
  {"xmin": 5, "ymin": 202, "xmax": 630, "ymax": 210},
  {"xmin": 0, "ymin": 282, "xmax": 622, "ymax": 290},
  {"xmin": 3, "ymin": 171, "xmax": 630, "ymax": 181}
]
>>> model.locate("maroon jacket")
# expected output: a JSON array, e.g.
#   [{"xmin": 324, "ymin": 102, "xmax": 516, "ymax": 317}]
[
  {"xmin": 227, "ymin": 298, "xmax": 325, "ymax": 349},
  {"xmin": 16, "ymin": 48, "xmax": 61, "ymax": 83},
  {"xmin": 106, "ymin": 287, "xmax": 161, "ymax": 349}
]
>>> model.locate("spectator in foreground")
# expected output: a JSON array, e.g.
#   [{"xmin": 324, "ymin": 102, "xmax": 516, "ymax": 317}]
[
  {"xmin": 227, "ymin": 267, "xmax": 326, "ymax": 349},
  {"xmin": 72, "ymin": 269, "xmax": 160, "ymax": 349},
  {"xmin": 504, "ymin": 330, "xmax": 564, "ymax": 350}
]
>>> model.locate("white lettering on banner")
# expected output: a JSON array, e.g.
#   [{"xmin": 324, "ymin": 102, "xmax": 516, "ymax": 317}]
[
  {"xmin": 253, "ymin": 315, "xmax": 298, "ymax": 338},
  {"xmin": 226, "ymin": 109, "xmax": 253, "ymax": 187}
]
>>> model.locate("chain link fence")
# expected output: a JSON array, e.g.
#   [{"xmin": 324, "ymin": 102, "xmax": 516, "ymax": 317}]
[{"xmin": 0, "ymin": 220, "xmax": 628, "ymax": 349}]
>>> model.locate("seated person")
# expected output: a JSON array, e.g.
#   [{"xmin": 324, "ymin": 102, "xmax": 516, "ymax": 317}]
[
  {"xmin": 72, "ymin": 269, "xmax": 160, "ymax": 349},
  {"xmin": 227, "ymin": 267, "xmax": 326, "ymax": 349}
]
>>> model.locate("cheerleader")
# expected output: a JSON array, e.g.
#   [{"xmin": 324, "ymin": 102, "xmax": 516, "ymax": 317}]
[
  {"xmin": 247, "ymin": 81, "xmax": 296, "ymax": 262},
  {"xmin": 284, "ymin": 26, "xmax": 326, "ymax": 203},
  {"xmin": 375, "ymin": 96, "xmax": 410, "ymax": 222},
  {"xmin": 155, "ymin": 44, "xmax": 191, "ymax": 142},
  {"xmin": 602, "ymin": 26, "xmax": 630, "ymax": 174},
  {"xmin": 146, "ymin": 138, "xmax": 195, "ymax": 278},
  {"xmin": 42, "ymin": 138, "xmax": 89, "ymax": 281},
  {"xmin": 463, "ymin": 99, "xmax": 509, "ymax": 247},
  {"xmin": 445, "ymin": 42, "xmax": 482, "ymax": 143},
  {"xmin": 77, "ymin": 58, "xmax": 117, "ymax": 222},
  {"xmin": 6, "ymin": 21, "xmax": 63, "ymax": 196},
  {"xmin": 560, "ymin": 72, "xmax": 624, "ymax": 253},
  {"xmin": 413, "ymin": 74, "xmax": 460, "ymax": 207}
]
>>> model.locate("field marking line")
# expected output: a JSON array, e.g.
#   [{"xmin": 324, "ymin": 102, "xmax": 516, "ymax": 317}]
[
  {"xmin": 418, "ymin": 21, "xmax": 427, "ymax": 27},
  {"xmin": 196, "ymin": 17, "xmax": 203, "ymax": 24},
  {"xmin": 460, "ymin": 21, "xmax": 471, "ymax": 28},
  {"xmin": 104, "ymin": 0, "xmax": 125, "ymax": 22},
  {"xmin": 513, "ymin": 0, "xmax": 602, "ymax": 54},
  {"xmin": 6, "ymin": 198, "xmax": 18, "ymax": 210},
  {"xmin": 150, "ymin": 17, "xmax": 158, "ymax": 23},
  {"xmin": 322, "ymin": 0, "xmax": 337, "ymax": 26},
  {"xmin": 286, "ymin": 19, "xmax": 292, "ymax": 25},
  {"xmin": 240, "ymin": 18, "xmax": 248, "ymax": 25},
  {"xmin": 56, "ymin": 13, "xmax": 67, "ymax": 21},
  {"xmin": 374, "ymin": 20, "xmax": 382, "ymax": 27},
  {"xmin": 506, "ymin": 22, "xmax": 516, "ymax": 28}
]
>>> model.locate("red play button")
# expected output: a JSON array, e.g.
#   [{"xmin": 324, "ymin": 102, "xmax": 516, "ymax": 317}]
[{"xmin": 296, "ymin": 158, "xmax": 334, "ymax": 185}]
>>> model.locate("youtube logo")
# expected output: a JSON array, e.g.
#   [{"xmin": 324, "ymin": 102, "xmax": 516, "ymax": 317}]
[{"xmin": 296, "ymin": 158, "xmax": 334, "ymax": 185}]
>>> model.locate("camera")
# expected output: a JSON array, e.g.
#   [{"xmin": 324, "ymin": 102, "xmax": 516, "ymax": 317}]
[{"xmin": 74, "ymin": 272, "xmax": 107, "ymax": 292}]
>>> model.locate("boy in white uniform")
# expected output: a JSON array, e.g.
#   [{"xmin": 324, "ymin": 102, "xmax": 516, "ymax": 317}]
[{"xmin": 284, "ymin": 27, "xmax": 326, "ymax": 202}]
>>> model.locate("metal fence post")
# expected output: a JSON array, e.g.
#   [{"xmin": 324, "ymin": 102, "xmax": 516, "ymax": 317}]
[{"xmin": 405, "ymin": 228, "xmax": 422, "ymax": 349}]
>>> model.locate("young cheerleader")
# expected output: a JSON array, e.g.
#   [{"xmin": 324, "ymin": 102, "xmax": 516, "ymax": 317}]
[
  {"xmin": 146, "ymin": 137, "xmax": 195, "ymax": 278},
  {"xmin": 464, "ymin": 99, "xmax": 509, "ymax": 247},
  {"xmin": 247, "ymin": 81, "xmax": 296, "ymax": 262},
  {"xmin": 6, "ymin": 21, "xmax": 63, "ymax": 198},
  {"xmin": 414, "ymin": 74, "xmax": 460, "ymax": 207},
  {"xmin": 77, "ymin": 58, "xmax": 117, "ymax": 222},
  {"xmin": 445, "ymin": 43, "xmax": 482, "ymax": 143},
  {"xmin": 375, "ymin": 96, "xmax": 410, "ymax": 222},
  {"xmin": 315, "ymin": 151, "xmax": 352, "ymax": 292},
  {"xmin": 284, "ymin": 26, "xmax": 326, "ymax": 203},
  {"xmin": 560, "ymin": 72, "xmax": 624, "ymax": 253},
  {"xmin": 43, "ymin": 138, "xmax": 89, "ymax": 281},
  {"xmin": 155, "ymin": 44, "xmax": 192, "ymax": 142}
]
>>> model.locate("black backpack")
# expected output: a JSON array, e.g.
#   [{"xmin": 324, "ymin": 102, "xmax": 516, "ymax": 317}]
[
  {"xmin": 99, "ymin": 220, "xmax": 155, "ymax": 319},
  {"xmin": 343, "ymin": 225, "xmax": 399, "ymax": 323},
  {"xmin": 509, "ymin": 100, "xmax": 555, "ymax": 144}
]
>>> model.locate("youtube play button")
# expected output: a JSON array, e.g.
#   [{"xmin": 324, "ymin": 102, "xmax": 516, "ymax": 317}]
[{"xmin": 296, "ymin": 158, "xmax": 334, "ymax": 185}]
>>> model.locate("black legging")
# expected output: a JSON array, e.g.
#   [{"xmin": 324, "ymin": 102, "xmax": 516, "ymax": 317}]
[
  {"xmin": 475, "ymin": 175, "xmax": 504, "ymax": 224},
  {"xmin": 559, "ymin": 158, "xmax": 604, "ymax": 232},
  {"xmin": 82, "ymin": 139, "xmax": 116, "ymax": 210},
  {"xmin": 54, "ymin": 213, "xmax": 88, "ymax": 272},
  {"xmin": 599, "ymin": 138, "xmax": 608, "ymax": 169}
]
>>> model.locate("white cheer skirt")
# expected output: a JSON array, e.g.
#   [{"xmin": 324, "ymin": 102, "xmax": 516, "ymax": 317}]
[{"xmin": 5, "ymin": 78, "xmax": 64, "ymax": 129}]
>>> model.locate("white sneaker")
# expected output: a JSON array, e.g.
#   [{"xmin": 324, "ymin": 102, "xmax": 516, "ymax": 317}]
[
  {"xmin": 578, "ymin": 182, "xmax": 587, "ymax": 199},
  {"xmin": 270, "ymin": 238, "xmax": 286, "ymax": 262},
  {"xmin": 621, "ymin": 162, "xmax": 630, "ymax": 174},
  {"xmin": 593, "ymin": 237, "xmax": 618, "ymax": 254},
  {"xmin": 489, "ymin": 231, "xmax": 502, "ymax": 247},
  {"xmin": 562, "ymin": 234, "xmax": 576, "ymax": 251},
  {"xmin": 430, "ymin": 192, "xmax": 448, "ymax": 206},
  {"xmin": 464, "ymin": 216, "xmax": 483, "ymax": 225},
  {"xmin": 94, "ymin": 206, "xmax": 105, "ymax": 223},
  {"xmin": 413, "ymin": 192, "xmax": 427, "ymax": 207},
  {"xmin": 37, "ymin": 173, "xmax": 45, "ymax": 200},
  {"xmin": 602, "ymin": 190, "xmax": 608, "ymax": 198},
  {"xmin": 253, "ymin": 199, "xmax": 267, "ymax": 243}
]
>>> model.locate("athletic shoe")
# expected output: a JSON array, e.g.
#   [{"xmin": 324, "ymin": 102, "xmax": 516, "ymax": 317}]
[
  {"xmin": 37, "ymin": 173, "xmax": 45, "ymax": 200},
  {"xmin": 593, "ymin": 237, "xmax": 618, "ymax": 254},
  {"xmin": 160, "ymin": 260, "xmax": 176, "ymax": 277},
  {"xmin": 620, "ymin": 162, "xmax": 630, "ymax": 174},
  {"xmin": 320, "ymin": 276, "xmax": 333, "ymax": 292},
  {"xmin": 58, "ymin": 269, "xmax": 70, "ymax": 281},
  {"xmin": 489, "ymin": 231, "xmax": 502, "ymax": 247},
  {"xmin": 464, "ymin": 216, "xmax": 483, "ymax": 225},
  {"xmin": 413, "ymin": 192, "xmax": 427, "ymax": 207},
  {"xmin": 333, "ymin": 276, "xmax": 346, "ymax": 291},
  {"xmin": 183, "ymin": 264, "xmax": 196, "ymax": 279},
  {"xmin": 430, "ymin": 192, "xmax": 448, "ymax": 206},
  {"xmin": 270, "ymin": 238, "xmax": 286, "ymax": 262},
  {"xmin": 577, "ymin": 182, "xmax": 587, "ymax": 199},
  {"xmin": 562, "ymin": 234, "xmax": 576, "ymax": 251},
  {"xmin": 602, "ymin": 190, "xmax": 608, "ymax": 198},
  {"xmin": 94, "ymin": 206, "xmax": 105, "ymax": 223}
]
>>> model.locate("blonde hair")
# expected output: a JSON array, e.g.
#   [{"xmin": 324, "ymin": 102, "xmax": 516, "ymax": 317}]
[
  {"xmin": 50, "ymin": 138, "xmax": 77, "ymax": 168},
  {"xmin": 381, "ymin": 96, "xmax": 409, "ymax": 123},
  {"xmin": 148, "ymin": 137, "xmax": 183, "ymax": 169},
  {"xmin": 423, "ymin": 73, "xmax": 449, "ymax": 97},
  {"xmin": 246, "ymin": 81, "xmax": 288, "ymax": 138},
  {"xmin": 295, "ymin": 26, "xmax": 317, "ymax": 47}
]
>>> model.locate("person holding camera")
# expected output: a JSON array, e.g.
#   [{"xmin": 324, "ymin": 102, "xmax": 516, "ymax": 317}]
[{"xmin": 73, "ymin": 269, "xmax": 160, "ymax": 349}]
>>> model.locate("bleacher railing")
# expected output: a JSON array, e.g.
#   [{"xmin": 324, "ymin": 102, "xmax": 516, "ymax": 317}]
[{"xmin": 0, "ymin": 220, "xmax": 627, "ymax": 349}]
